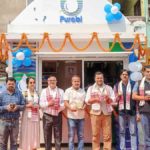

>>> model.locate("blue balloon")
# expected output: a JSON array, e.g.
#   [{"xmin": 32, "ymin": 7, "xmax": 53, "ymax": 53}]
[
  {"xmin": 12, "ymin": 51, "xmax": 17, "ymax": 57},
  {"xmin": 114, "ymin": 12, "xmax": 122, "ymax": 20},
  {"xmin": 12, "ymin": 58, "xmax": 17, "ymax": 65},
  {"xmin": 17, "ymin": 48, "xmax": 23, "ymax": 53},
  {"xmin": 23, "ymin": 48, "xmax": 32, "ymax": 57},
  {"xmin": 12, "ymin": 48, "xmax": 22, "ymax": 57},
  {"xmin": 104, "ymin": 4, "xmax": 112, "ymax": 13},
  {"xmin": 114, "ymin": 3, "xmax": 121, "ymax": 11},
  {"xmin": 12, "ymin": 58, "xmax": 23, "ymax": 67},
  {"xmin": 129, "ymin": 53, "xmax": 138, "ymax": 63},
  {"xmin": 23, "ymin": 58, "xmax": 32, "ymax": 67},
  {"xmin": 12, "ymin": 48, "xmax": 23, "ymax": 57},
  {"xmin": 106, "ymin": 13, "xmax": 114, "ymax": 23}
]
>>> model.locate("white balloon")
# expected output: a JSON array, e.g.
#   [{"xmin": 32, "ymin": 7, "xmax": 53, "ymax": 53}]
[
  {"xmin": 5, "ymin": 67, "xmax": 10, "ymax": 73},
  {"xmin": 111, "ymin": 6, "xmax": 119, "ymax": 14},
  {"xmin": 16, "ymin": 52, "xmax": 25, "ymax": 60},
  {"xmin": 128, "ymin": 61, "xmax": 142, "ymax": 72},
  {"xmin": 130, "ymin": 72, "xmax": 143, "ymax": 81}
]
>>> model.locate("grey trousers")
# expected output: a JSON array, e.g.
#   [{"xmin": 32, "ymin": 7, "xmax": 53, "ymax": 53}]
[
  {"xmin": 0, "ymin": 119, "xmax": 19, "ymax": 150},
  {"xmin": 43, "ymin": 113, "xmax": 62, "ymax": 150}
]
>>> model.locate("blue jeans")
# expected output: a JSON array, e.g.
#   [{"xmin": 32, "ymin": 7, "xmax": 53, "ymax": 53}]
[
  {"xmin": 141, "ymin": 113, "xmax": 150, "ymax": 150},
  {"xmin": 119, "ymin": 115, "xmax": 137, "ymax": 150},
  {"xmin": 0, "ymin": 119, "xmax": 19, "ymax": 150},
  {"xmin": 68, "ymin": 118, "xmax": 84, "ymax": 150}
]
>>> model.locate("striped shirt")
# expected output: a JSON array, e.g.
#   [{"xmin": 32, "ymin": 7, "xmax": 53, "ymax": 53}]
[{"xmin": 0, "ymin": 90, "xmax": 25, "ymax": 119}]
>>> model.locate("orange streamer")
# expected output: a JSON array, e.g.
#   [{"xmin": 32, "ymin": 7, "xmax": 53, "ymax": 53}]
[
  {"xmin": 46, "ymin": 33, "xmax": 68, "ymax": 52},
  {"xmin": 0, "ymin": 32, "xmax": 147, "ymax": 62},
  {"xmin": 68, "ymin": 33, "xmax": 95, "ymax": 51}
]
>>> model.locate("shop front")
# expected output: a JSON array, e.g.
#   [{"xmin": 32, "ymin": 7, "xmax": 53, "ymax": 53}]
[
  {"xmin": 36, "ymin": 52, "xmax": 129, "ymax": 143},
  {"xmin": 37, "ymin": 52, "xmax": 128, "ymax": 92},
  {"xmin": 0, "ymin": 0, "xmax": 146, "ymax": 145}
]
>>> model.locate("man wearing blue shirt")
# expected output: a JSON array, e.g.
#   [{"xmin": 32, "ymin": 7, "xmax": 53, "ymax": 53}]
[{"xmin": 0, "ymin": 77, "xmax": 25, "ymax": 150}]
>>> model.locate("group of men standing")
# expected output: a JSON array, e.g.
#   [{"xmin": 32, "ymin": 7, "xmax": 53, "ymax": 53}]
[{"xmin": 0, "ymin": 65, "xmax": 150, "ymax": 150}]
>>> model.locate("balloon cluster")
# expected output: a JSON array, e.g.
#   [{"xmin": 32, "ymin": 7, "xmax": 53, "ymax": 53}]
[
  {"xmin": 12, "ymin": 48, "xmax": 32, "ymax": 68},
  {"xmin": 128, "ymin": 52, "xmax": 143, "ymax": 82},
  {"xmin": 104, "ymin": 3, "xmax": 123, "ymax": 23}
]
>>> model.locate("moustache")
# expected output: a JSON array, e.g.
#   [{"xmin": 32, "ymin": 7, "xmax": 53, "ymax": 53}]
[{"xmin": 8, "ymin": 86, "xmax": 14, "ymax": 89}]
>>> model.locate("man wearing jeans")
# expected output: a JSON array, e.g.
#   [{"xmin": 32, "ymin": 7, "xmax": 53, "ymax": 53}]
[
  {"xmin": 64, "ymin": 75, "xmax": 86, "ymax": 150},
  {"xmin": 133, "ymin": 65, "xmax": 150, "ymax": 150},
  {"xmin": 114, "ymin": 70, "xmax": 137, "ymax": 150},
  {"xmin": 0, "ymin": 77, "xmax": 25, "ymax": 150},
  {"xmin": 85, "ymin": 72, "xmax": 115, "ymax": 150}
]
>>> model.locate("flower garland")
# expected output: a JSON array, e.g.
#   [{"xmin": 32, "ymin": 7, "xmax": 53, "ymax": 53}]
[{"xmin": 0, "ymin": 32, "xmax": 147, "ymax": 62}]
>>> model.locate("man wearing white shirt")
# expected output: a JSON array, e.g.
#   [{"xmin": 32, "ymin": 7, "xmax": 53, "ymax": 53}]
[
  {"xmin": 85, "ymin": 72, "xmax": 115, "ymax": 150},
  {"xmin": 40, "ymin": 75, "xmax": 64, "ymax": 150},
  {"xmin": 64, "ymin": 75, "xmax": 86, "ymax": 150}
]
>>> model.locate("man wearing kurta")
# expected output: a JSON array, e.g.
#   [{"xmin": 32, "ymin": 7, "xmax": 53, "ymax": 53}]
[
  {"xmin": 64, "ymin": 75, "xmax": 86, "ymax": 150},
  {"xmin": 85, "ymin": 72, "xmax": 115, "ymax": 150},
  {"xmin": 40, "ymin": 75, "xmax": 64, "ymax": 150},
  {"xmin": 133, "ymin": 65, "xmax": 150, "ymax": 149},
  {"xmin": 114, "ymin": 70, "xmax": 137, "ymax": 150}
]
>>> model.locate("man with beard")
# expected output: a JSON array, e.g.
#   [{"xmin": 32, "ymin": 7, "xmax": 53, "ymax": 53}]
[
  {"xmin": 85, "ymin": 72, "xmax": 115, "ymax": 150},
  {"xmin": 114, "ymin": 70, "xmax": 137, "ymax": 150},
  {"xmin": 0, "ymin": 77, "xmax": 25, "ymax": 150},
  {"xmin": 133, "ymin": 65, "xmax": 150, "ymax": 149}
]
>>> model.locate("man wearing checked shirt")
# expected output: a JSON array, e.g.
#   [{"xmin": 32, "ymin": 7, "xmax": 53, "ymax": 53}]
[{"xmin": 0, "ymin": 77, "xmax": 25, "ymax": 150}]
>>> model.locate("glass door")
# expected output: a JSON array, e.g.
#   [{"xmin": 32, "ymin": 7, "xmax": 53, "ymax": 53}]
[{"xmin": 42, "ymin": 60, "xmax": 82, "ymax": 90}]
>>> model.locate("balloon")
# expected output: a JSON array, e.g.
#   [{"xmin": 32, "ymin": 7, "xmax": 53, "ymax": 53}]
[
  {"xmin": 16, "ymin": 52, "xmax": 25, "ymax": 60},
  {"xmin": 5, "ymin": 67, "xmax": 10, "ymax": 73},
  {"xmin": 130, "ymin": 72, "xmax": 143, "ymax": 82},
  {"xmin": 114, "ymin": 12, "xmax": 122, "ymax": 20},
  {"xmin": 12, "ymin": 58, "xmax": 17, "ymax": 66},
  {"xmin": 23, "ymin": 58, "xmax": 32, "ymax": 67},
  {"xmin": 12, "ymin": 51, "xmax": 17, "ymax": 57},
  {"xmin": 128, "ymin": 61, "xmax": 142, "ymax": 72},
  {"xmin": 23, "ymin": 48, "xmax": 32, "ymax": 57},
  {"xmin": 104, "ymin": 4, "xmax": 112, "ymax": 13},
  {"xmin": 12, "ymin": 58, "xmax": 23, "ymax": 67},
  {"xmin": 129, "ymin": 53, "xmax": 138, "ymax": 63},
  {"xmin": 114, "ymin": 3, "xmax": 121, "ymax": 11},
  {"xmin": 106, "ymin": 13, "xmax": 114, "ymax": 23},
  {"xmin": 111, "ymin": 6, "xmax": 119, "ymax": 14}
]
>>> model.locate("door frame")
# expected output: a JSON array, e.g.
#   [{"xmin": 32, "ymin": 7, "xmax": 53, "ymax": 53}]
[{"xmin": 36, "ymin": 53, "xmax": 129, "ymax": 92}]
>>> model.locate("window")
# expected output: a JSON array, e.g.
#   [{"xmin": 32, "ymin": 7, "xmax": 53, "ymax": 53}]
[
  {"xmin": 134, "ymin": 0, "xmax": 141, "ymax": 16},
  {"xmin": 26, "ymin": 0, "xmax": 34, "ymax": 6},
  {"xmin": 148, "ymin": 1, "xmax": 150, "ymax": 18}
]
